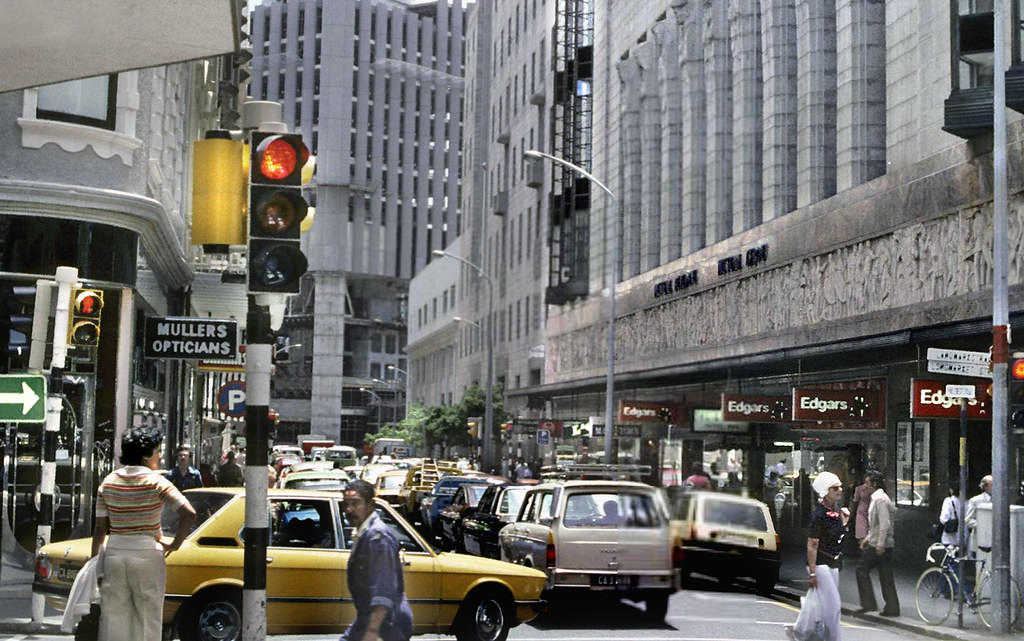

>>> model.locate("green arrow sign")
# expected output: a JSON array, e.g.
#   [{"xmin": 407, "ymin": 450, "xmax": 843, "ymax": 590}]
[{"xmin": 0, "ymin": 375, "xmax": 46, "ymax": 423}]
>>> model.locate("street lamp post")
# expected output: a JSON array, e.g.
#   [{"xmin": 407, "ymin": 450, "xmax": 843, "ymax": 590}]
[
  {"xmin": 434, "ymin": 249, "xmax": 495, "ymax": 472},
  {"xmin": 359, "ymin": 387, "xmax": 382, "ymax": 433},
  {"xmin": 386, "ymin": 364, "xmax": 409, "ymax": 417},
  {"xmin": 523, "ymin": 149, "xmax": 618, "ymax": 465}
]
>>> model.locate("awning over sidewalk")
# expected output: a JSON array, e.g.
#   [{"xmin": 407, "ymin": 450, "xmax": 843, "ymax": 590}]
[{"xmin": 0, "ymin": 0, "xmax": 240, "ymax": 93}]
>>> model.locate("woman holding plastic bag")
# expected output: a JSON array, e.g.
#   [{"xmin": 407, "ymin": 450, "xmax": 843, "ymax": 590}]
[{"xmin": 786, "ymin": 472, "xmax": 849, "ymax": 641}]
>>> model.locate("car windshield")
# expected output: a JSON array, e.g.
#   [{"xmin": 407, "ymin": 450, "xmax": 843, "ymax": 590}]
[
  {"xmin": 163, "ymin": 491, "xmax": 233, "ymax": 536},
  {"xmin": 380, "ymin": 475, "xmax": 404, "ymax": 489},
  {"xmin": 702, "ymin": 500, "xmax": 768, "ymax": 530}
]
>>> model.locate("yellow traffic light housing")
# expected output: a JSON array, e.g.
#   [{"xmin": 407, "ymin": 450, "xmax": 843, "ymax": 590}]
[
  {"xmin": 68, "ymin": 289, "xmax": 103, "ymax": 347},
  {"xmin": 191, "ymin": 135, "xmax": 246, "ymax": 247},
  {"xmin": 467, "ymin": 419, "xmax": 480, "ymax": 439}
]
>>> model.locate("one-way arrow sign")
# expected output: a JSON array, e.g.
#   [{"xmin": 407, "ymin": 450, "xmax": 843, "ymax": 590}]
[{"xmin": 0, "ymin": 375, "xmax": 46, "ymax": 422}]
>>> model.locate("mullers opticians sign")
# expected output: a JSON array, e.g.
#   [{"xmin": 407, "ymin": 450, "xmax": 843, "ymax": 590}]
[{"xmin": 144, "ymin": 317, "xmax": 239, "ymax": 360}]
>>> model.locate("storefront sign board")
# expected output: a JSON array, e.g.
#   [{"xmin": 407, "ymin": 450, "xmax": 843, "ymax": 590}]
[
  {"xmin": 692, "ymin": 408, "xmax": 750, "ymax": 433},
  {"xmin": 910, "ymin": 378, "xmax": 990, "ymax": 419},
  {"xmin": 617, "ymin": 400, "xmax": 682, "ymax": 424},
  {"xmin": 791, "ymin": 388, "xmax": 885, "ymax": 423},
  {"xmin": 720, "ymin": 394, "xmax": 791, "ymax": 422}
]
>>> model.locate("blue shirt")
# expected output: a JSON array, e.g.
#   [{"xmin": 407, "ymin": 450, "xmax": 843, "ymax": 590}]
[
  {"xmin": 342, "ymin": 511, "xmax": 413, "ymax": 641},
  {"xmin": 165, "ymin": 466, "xmax": 203, "ymax": 492}
]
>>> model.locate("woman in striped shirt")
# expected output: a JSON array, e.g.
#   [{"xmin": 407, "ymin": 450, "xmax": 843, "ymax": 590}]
[{"xmin": 91, "ymin": 427, "xmax": 195, "ymax": 641}]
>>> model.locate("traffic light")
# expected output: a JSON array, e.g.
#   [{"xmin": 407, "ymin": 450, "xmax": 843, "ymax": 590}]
[
  {"xmin": 191, "ymin": 132, "xmax": 246, "ymax": 249},
  {"xmin": 248, "ymin": 132, "xmax": 310, "ymax": 294},
  {"xmin": 1011, "ymin": 357, "xmax": 1024, "ymax": 431},
  {"xmin": 467, "ymin": 417, "xmax": 481, "ymax": 439},
  {"xmin": 68, "ymin": 289, "xmax": 103, "ymax": 347},
  {"xmin": 0, "ymin": 284, "xmax": 36, "ymax": 372}
]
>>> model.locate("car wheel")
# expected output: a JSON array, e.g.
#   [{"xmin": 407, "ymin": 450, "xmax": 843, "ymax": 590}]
[
  {"xmin": 456, "ymin": 590, "xmax": 511, "ymax": 641},
  {"xmin": 644, "ymin": 593, "xmax": 669, "ymax": 623},
  {"xmin": 756, "ymin": 572, "xmax": 776, "ymax": 596},
  {"xmin": 180, "ymin": 589, "xmax": 242, "ymax": 641}
]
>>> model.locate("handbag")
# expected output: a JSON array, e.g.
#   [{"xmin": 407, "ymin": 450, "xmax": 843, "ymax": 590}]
[{"xmin": 942, "ymin": 502, "xmax": 959, "ymax": 534}]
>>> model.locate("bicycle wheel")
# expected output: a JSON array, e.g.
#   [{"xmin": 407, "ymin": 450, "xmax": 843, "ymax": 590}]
[
  {"xmin": 915, "ymin": 566, "xmax": 954, "ymax": 625},
  {"xmin": 977, "ymin": 574, "xmax": 1023, "ymax": 629}
]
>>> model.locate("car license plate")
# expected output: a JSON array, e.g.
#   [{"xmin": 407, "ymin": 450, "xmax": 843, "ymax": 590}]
[
  {"xmin": 56, "ymin": 565, "xmax": 78, "ymax": 582},
  {"xmin": 591, "ymin": 574, "xmax": 636, "ymax": 589},
  {"xmin": 720, "ymin": 534, "xmax": 755, "ymax": 547}
]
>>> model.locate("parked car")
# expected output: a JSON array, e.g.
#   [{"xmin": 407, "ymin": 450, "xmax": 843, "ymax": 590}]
[
  {"xmin": 462, "ymin": 485, "xmax": 531, "ymax": 560},
  {"xmin": 667, "ymin": 490, "xmax": 780, "ymax": 594},
  {"xmin": 438, "ymin": 483, "xmax": 496, "ymax": 552},
  {"xmin": 34, "ymin": 488, "xmax": 547, "ymax": 641},
  {"xmin": 499, "ymin": 480, "xmax": 679, "ymax": 621}
]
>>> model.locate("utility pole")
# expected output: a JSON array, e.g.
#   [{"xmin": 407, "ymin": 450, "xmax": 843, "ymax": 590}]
[{"xmin": 992, "ymin": 0, "xmax": 1012, "ymax": 632}]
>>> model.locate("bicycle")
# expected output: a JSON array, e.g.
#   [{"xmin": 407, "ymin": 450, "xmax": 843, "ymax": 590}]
[{"xmin": 914, "ymin": 541, "xmax": 1023, "ymax": 628}]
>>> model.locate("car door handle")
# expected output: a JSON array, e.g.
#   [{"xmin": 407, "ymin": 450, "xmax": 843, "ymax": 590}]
[
  {"xmin": 400, "ymin": 549, "xmax": 410, "ymax": 567},
  {"xmin": 266, "ymin": 557, "xmax": 274, "ymax": 564}
]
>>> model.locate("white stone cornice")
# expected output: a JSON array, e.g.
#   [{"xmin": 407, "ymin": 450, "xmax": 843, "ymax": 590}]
[{"xmin": 0, "ymin": 179, "xmax": 192, "ymax": 290}]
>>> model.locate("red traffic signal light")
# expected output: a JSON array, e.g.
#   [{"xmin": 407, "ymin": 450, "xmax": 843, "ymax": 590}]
[
  {"xmin": 252, "ymin": 134, "xmax": 308, "ymax": 185},
  {"xmin": 1012, "ymin": 359, "xmax": 1024, "ymax": 380},
  {"xmin": 68, "ymin": 288, "xmax": 103, "ymax": 347}
]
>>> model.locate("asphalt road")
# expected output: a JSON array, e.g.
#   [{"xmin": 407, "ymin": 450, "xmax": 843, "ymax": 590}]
[{"xmin": 0, "ymin": 579, "xmax": 933, "ymax": 641}]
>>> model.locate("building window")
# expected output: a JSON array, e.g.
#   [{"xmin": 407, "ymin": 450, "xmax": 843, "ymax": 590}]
[
  {"xmin": 36, "ymin": 75, "xmax": 117, "ymax": 130},
  {"xmin": 896, "ymin": 421, "xmax": 930, "ymax": 507}
]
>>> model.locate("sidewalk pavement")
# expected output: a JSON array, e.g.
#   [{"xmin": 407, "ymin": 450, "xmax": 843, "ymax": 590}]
[
  {"xmin": 0, "ymin": 558, "xmax": 63, "ymax": 635},
  {"xmin": 775, "ymin": 538, "xmax": 1008, "ymax": 641}
]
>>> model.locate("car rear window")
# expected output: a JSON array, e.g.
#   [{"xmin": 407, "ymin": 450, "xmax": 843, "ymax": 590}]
[
  {"xmin": 563, "ymin": 492, "xmax": 662, "ymax": 528},
  {"xmin": 702, "ymin": 500, "xmax": 768, "ymax": 530}
]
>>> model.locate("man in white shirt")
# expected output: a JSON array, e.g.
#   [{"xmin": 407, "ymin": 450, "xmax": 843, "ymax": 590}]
[
  {"xmin": 965, "ymin": 474, "xmax": 993, "ymax": 556},
  {"xmin": 855, "ymin": 471, "xmax": 899, "ymax": 617}
]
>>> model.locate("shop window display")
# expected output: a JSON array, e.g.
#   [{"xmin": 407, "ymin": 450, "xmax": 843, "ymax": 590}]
[{"xmin": 895, "ymin": 421, "xmax": 930, "ymax": 507}]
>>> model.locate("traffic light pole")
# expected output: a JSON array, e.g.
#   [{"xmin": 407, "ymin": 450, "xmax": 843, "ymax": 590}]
[
  {"xmin": 992, "ymin": 3, "xmax": 1012, "ymax": 632},
  {"xmin": 242, "ymin": 302, "xmax": 273, "ymax": 641},
  {"xmin": 31, "ymin": 265, "xmax": 76, "ymax": 623}
]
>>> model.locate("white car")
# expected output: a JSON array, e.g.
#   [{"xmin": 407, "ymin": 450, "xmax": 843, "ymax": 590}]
[{"xmin": 498, "ymin": 481, "xmax": 680, "ymax": 621}]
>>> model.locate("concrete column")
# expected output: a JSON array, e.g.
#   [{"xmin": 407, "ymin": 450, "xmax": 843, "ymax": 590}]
[
  {"xmin": 636, "ymin": 41, "xmax": 662, "ymax": 273},
  {"xmin": 311, "ymin": 272, "xmax": 346, "ymax": 442},
  {"xmin": 760, "ymin": 0, "xmax": 797, "ymax": 221},
  {"xmin": 617, "ymin": 56, "xmax": 642, "ymax": 279},
  {"xmin": 796, "ymin": 0, "xmax": 837, "ymax": 208},
  {"xmin": 835, "ymin": 0, "xmax": 886, "ymax": 192},
  {"xmin": 652, "ymin": 20, "xmax": 684, "ymax": 265},
  {"xmin": 673, "ymin": 0, "xmax": 707, "ymax": 255},
  {"xmin": 704, "ymin": 0, "xmax": 733, "ymax": 245},
  {"xmin": 730, "ymin": 1, "xmax": 763, "ymax": 234}
]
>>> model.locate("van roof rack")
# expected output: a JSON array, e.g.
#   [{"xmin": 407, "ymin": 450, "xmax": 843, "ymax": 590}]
[{"xmin": 539, "ymin": 463, "xmax": 652, "ymax": 481}]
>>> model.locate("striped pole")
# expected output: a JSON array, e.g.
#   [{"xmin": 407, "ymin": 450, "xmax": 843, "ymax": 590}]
[
  {"xmin": 31, "ymin": 266, "xmax": 77, "ymax": 623},
  {"xmin": 242, "ymin": 303, "xmax": 272, "ymax": 641}
]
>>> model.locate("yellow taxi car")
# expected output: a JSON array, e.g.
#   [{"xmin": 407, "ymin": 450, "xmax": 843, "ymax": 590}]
[
  {"xmin": 376, "ymin": 469, "xmax": 410, "ymax": 508},
  {"xmin": 33, "ymin": 488, "xmax": 547, "ymax": 641}
]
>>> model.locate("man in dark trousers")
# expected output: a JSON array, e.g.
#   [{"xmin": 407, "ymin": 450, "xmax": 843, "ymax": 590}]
[
  {"xmin": 855, "ymin": 471, "xmax": 900, "ymax": 616},
  {"xmin": 341, "ymin": 480, "xmax": 413, "ymax": 641},
  {"xmin": 165, "ymin": 446, "xmax": 203, "ymax": 491}
]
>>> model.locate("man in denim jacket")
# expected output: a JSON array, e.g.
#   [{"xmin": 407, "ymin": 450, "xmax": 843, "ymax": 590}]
[{"xmin": 342, "ymin": 480, "xmax": 413, "ymax": 641}]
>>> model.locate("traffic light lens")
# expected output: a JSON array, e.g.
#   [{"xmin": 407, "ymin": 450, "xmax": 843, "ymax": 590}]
[
  {"xmin": 251, "ymin": 244, "xmax": 309, "ymax": 288},
  {"xmin": 258, "ymin": 138, "xmax": 298, "ymax": 180},
  {"xmin": 1013, "ymin": 359, "xmax": 1024, "ymax": 380},
  {"xmin": 79, "ymin": 296, "xmax": 97, "ymax": 315},
  {"xmin": 70, "ymin": 321, "xmax": 99, "ymax": 346},
  {"xmin": 257, "ymin": 194, "xmax": 297, "ymax": 232}
]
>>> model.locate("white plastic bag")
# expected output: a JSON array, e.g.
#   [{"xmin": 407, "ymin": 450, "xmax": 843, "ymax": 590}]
[{"xmin": 792, "ymin": 587, "xmax": 828, "ymax": 641}]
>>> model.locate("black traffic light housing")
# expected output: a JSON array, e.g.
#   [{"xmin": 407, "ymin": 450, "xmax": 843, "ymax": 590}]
[
  {"xmin": 68, "ymin": 289, "xmax": 103, "ymax": 347},
  {"xmin": 0, "ymin": 284, "xmax": 37, "ymax": 372},
  {"xmin": 1011, "ymin": 358, "xmax": 1024, "ymax": 431},
  {"xmin": 248, "ymin": 132, "xmax": 310, "ymax": 294}
]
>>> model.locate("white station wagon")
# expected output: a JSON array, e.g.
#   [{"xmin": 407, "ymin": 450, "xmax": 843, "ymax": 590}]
[{"xmin": 498, "ymin": 480, "xmax": 680, "ymax": 621}]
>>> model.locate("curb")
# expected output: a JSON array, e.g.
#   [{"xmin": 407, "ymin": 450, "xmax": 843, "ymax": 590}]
[
  {"xmin": 0, "ymin": 618, "xmax": 66, "ymax": 636},
  {"xmin": 771, "ymin": 583, "xmax": 977, "ymax": 641}
]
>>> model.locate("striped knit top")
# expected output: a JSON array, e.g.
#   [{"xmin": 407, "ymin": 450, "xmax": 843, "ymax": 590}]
[{"xmin": 95, "ymin": 466, "xmax": 190, "ymax": 537}]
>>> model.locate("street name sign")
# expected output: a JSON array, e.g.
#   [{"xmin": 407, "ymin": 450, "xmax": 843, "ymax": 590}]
[
  {"xmin": 0, "ymin": 375, "xmax": 46, "ymax": 422},
  {"xmin": 144, "ymin": 317, "xmax": 239, "ymax": 360},
  {"xmin": 944, "ymin": 384, "xmax": 976, "ymax": 399},
  {"xmin": 927, "ymin": 360, "xmax": 993, "ymax": 379},
  {"xmin": 926, "ymin": 348, "xmax": 991, "ymax": 364}
]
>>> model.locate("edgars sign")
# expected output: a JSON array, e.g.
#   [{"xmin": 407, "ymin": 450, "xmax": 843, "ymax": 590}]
[
  {"xmin": 721, "ymin": 394, "xmax": 790, "ymax": 422},
  {"xmin": 618, "ymin": 400, "xmax": 682, "ymax": 424},
  {"xmin": 791, "ymin": 387, "xmax": 885, "ymax": 426},
  {"xmin": 144, "ymin": 317, "xmax": 238, "ymax": 359},
  {"xmin": 910, "ymin": 378, "xmax": 991, "ymax": 419}
]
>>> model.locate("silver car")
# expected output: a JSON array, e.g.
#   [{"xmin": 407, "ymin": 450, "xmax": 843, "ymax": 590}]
[{"xmin": 498, "ymin": 481, "xmax": 679, "ymax": 621}]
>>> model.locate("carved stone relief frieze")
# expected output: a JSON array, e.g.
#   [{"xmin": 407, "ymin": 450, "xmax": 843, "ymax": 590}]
[{"xmin": 547, "ymin": 199, "xmax": 1024, "ymax": 379}]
